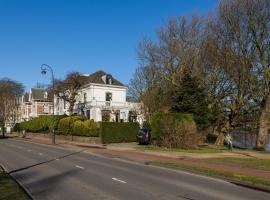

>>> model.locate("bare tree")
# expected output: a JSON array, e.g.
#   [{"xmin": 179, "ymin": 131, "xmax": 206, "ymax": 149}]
[
  {"xmin": 129, "ymin": 0, "xmax": 270, "ymax": 147},
  {"xmin": 129, "ymin": 15, "xmax": 205, "ymax": 117},
  {"xmin": 54, "ymin": 72, "xmax": 88, "ymax": 115},
  {"xmin": 0, "ymin": 78, "xmax": 24, "ymax": 137}
]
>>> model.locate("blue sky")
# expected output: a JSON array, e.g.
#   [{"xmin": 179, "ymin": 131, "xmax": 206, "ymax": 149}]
[{"xmin": 0, "ymin": 0, "xmax": 217, "ymax": 91}]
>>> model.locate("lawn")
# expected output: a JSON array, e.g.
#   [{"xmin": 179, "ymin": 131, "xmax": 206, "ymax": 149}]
[
  {"xmin": 204, "ymin": 157, "xmax": 270, "ymax": 171},
  {"xmin": 136, "ymin": 145, "xmax": 228, "ymax": 153},
  {"xmin": 150, "ymin": 161, "xmax": 270, "ymax": 186},
  {"xmin": 0, "ymin": 171, "xmax": 29, "ymax": 200}
]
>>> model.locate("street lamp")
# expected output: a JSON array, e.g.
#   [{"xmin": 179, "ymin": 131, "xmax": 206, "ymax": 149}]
[{"xmin": 41, "ymin": 64, "xmax": 56, "ymax": 144}]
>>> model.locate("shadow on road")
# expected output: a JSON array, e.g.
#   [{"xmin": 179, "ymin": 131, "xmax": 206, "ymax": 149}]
[
  {"xmin": 9, "ymin": 149, "xmax": 86, "ymax": 174},
  {"xmin": 13, "ymin": 168, "xmax": 80, "ymax": 197}
]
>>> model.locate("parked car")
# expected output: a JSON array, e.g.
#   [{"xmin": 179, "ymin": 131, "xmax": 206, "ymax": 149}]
[{"xmin": 137, "ymin": 128, "xmax": 151, "ymax": 145}]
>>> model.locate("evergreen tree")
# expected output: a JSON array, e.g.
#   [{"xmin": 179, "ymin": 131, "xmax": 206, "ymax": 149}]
[{"xmin": 171, "ymin": 71, "xmax": 211, "ymax": 130}]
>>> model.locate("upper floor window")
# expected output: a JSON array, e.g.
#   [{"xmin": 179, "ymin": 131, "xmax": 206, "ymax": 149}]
[{"xmin": 106, "ymin": 92, "xmax": 112, "ymax": 102}]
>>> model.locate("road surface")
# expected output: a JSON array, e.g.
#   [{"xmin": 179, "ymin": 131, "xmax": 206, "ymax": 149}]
[{"xmin": 0, "ymin": 138, "xmax": 270, "ymax": 200}]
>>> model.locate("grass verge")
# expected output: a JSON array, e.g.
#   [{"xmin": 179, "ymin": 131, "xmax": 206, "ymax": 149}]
[
  {"xmin": 137, "ymin": 145, "xmax": 227, "ymax": 153},
  {"xmin": 204, "ymin": 157, "xmax": 270, "ymax": 171},
  {"xmin": 150, "ymin": 161, "xmax": 270, "ymax": 187},
  {"xmin": 0, "ymin": 171, "xmax": 29, "ymax": 200}
]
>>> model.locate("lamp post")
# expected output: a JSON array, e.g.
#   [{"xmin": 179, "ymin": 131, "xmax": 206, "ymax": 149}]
[{"xmin": 41, "ymin": 64, "xmax": 56, "ymax": 144}]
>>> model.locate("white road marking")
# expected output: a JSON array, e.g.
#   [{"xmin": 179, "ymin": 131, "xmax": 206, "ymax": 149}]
[
  {"xmin": 18, "ymin": 146, "xmax": 22, "ymax": 149},
  {"xmin": 39, "ymin": 153, "xmax": 43, "ymax": 156},
  {"xmin": 75, "ymin": 165, "xmax": 84, "ymax": 169},
  {"xmin": 27, "ymin": 149, "xmax": 32, "ymax": 152},
  {"xmin": 112, "ymin": 178, "xmax": 127, "ymax": 184}
]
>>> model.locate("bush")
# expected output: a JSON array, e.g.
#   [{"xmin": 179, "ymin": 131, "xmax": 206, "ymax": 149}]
[
  {"xmin": 150, "ymin": 112, "xmax": 200, "ymax": 148},
  {"xmin": 19, "ymin": 115, "xmax": 66, "ymax": 133},
  {"xmin": 100, "ymin": 122, "xmax": 139, "ymax": 144},
  {"xmin": 72, "ymin": 120, "xmax": 99, "ymax": 137},
  {"xmin": 13, "ymin": 123, "xmax": 21, "ymax": 132},
  {"xmin": 142, "ymin": 121, "xmax": 151, "ymax": 129},
  {"xmin": 150, "ymin": 112, "xmax": 194, "ymax": 140},
  {"xmin": 207, "ymin": 132, "xmax": 218, "ymax": 144},
  {"xmin": 57, "ymin": 115, "xmax": 86, "ymax": 135}
]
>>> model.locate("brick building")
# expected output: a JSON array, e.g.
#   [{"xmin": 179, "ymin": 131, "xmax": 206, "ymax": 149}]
[{"xmin": 20, "ymin": 88, "xmax": 54, "ymax": 121}]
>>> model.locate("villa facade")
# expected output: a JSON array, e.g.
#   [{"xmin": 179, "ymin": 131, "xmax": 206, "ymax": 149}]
[{"xmin": 55, "ymin": 70, "xmax": 144, "ymax": 125}]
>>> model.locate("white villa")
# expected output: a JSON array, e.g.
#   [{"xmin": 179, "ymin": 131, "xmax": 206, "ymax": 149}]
[{"xmin": 55, "ymin": 70, "xmax": 144, "ymax": 124}]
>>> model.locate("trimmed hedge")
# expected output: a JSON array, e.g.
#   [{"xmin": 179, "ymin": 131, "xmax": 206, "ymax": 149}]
[
  {"xmin": 57, "ymin": 115, "xmax": 87, "ymax": 135},
  {"xmin": 19, "ymin": 115, "xmax": 66, "ymax": 133},
  {"xmin": 100, "ymin": 122, "xmax": 140, "ymax": 144},
  {"xmin": 72, "ymin": 120, "xmax": 100, "ymax": 137},
  {"xmin": 150, "ymin": 112, "xmax": 195, "ymax": 140}
]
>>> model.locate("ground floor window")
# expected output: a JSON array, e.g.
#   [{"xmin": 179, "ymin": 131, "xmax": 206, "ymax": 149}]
[
  {"xmin": 86, "ymin": 110, "xmax": 90, "ymax": 119},
  {"xmin": 129, "ymin": 111, "xmax": 137, "ymax": 122}
]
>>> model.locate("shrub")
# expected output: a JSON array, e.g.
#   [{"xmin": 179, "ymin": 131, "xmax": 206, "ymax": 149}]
[
  {"xmin": 100, "ymin": 122, "xmax": 139, "ymax": 144},
  {"xmin": 57, "ymin": 115, "xmax": 86, "ymax": 135},
  {"xmin": 150, "ymin": 112, "xmax": 194, "ymax": 140},
  {"xmin": 207, "ymin": 132, "xmax": 218, "ymax": 144},
  {"xmin": 142, "ymin": 121, "xmax": 151, "ymax": 129},
  {"xmin": 151, "ymin": 112, "xmax": 200, "ymax": 148},
  {"xmin": 72, "ymin": 120, "xmax": 99, "ymax": 137},
  {"xmin": 13, "ymin": 123, "xmax": 21, "ymax": 132},
  {"xmin": 19, "ymin": 115, "xmax": 66, "ymax": 133}
]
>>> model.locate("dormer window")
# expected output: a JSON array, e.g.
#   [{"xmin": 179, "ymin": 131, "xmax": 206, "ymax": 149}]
[
  {"xmin": 106, "ymin": 74, "xmax": 113, "ymax": 85},
  {"xmin": 44, "ymin": 91, "xmax": 48, "ymax": 99},
  {"xmin": 101, "ymin": 74, "xmax": 113, "ymax": 85}
]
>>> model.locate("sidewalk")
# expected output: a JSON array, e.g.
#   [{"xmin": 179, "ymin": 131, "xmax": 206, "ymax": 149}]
[{"xmin": 9, "ymin": 133, "xmax": 270, "ymax": 180}]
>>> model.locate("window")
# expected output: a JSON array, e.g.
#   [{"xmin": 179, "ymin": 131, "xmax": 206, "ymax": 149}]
[
  {"xmin": 106, "ymin": 92, "xmax": 112, "ymax": 102},
  {"xmin": 44, "ymin": 91, "xmax": 48, "ymax": 99},
  {"xmin": 83, "ymin": 93, "xmax": 87, "ymax": 103},
  {"xmin": 106, "ymin": 75, "xmax": 112, "ymax": 85},
  {"xmin": 86, "ymin": 110, "xmax": 90, "ymax": 119},
  {"xmin": 44, "ymin": 104, "xmax": 49, "ymax": 114}
]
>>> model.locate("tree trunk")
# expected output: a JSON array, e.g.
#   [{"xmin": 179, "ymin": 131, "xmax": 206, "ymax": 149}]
[
  {"xmin": 257, "ymin": 93, "xmax": 270, "ymax": 148},
  {"xmin": 69, "ymin": 101, "xmax": 75, "ymax": 116},
  {"xmin": 215, "ymin": 120, "xmax": 230, "ymax": 146}
]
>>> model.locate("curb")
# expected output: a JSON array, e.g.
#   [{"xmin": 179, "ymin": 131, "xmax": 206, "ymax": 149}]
[
  {"xmin": 229, "ymin": 180, "xmax": 270, "ymax": 194},
  {"xmin": 0, "ymin": 165, "xmax": 35, "ymax": 200},
  {"xmin": 145, "ymin": 162, "xmax": 270, "ymax": 194},
  {"xmin": 14, "ymin": 135, "xmax": 107, "ymax": 150}
]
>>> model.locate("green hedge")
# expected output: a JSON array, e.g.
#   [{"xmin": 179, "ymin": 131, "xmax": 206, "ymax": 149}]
[
  {"xmin": 207, "ymin": 132, "xmax": 218, "ymax": 143},
  {"xmin": 71, "ymin": 120, "xmax": 100, "ymax": 137},
  {"xmin": 100, "ymin": 122, "xmax": 140, "ymax": 144},
  {"xmin": 150, "ymin": 112, "xmax": 195, "ymax": 140},
  {"xmin": 19, "ymin": 115, "xmax": 66, "ymax": 133},
  {"xmin": 57, "ymin": 115, "xmax": 87, "ymax": 135}
]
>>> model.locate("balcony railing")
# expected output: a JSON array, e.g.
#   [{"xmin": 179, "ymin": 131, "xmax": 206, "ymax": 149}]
[{"xmin": 75, "ymin": 100, "xmax": 141, "ymax": 109}]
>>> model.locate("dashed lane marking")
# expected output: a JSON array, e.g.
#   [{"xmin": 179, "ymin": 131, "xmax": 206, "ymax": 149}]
[
  {"xmin": 112, "ymin": 178, "xmax": 127, "ymax": 184},
  {"xmin": 75, "ymin": 165, "xmax": 84, "ymax": 169}
]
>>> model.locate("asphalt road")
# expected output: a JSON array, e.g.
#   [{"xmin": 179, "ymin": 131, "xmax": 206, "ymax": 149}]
[{"xmin": 0, "ymin": 138, "xmax": 270, "ymax": 200}]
